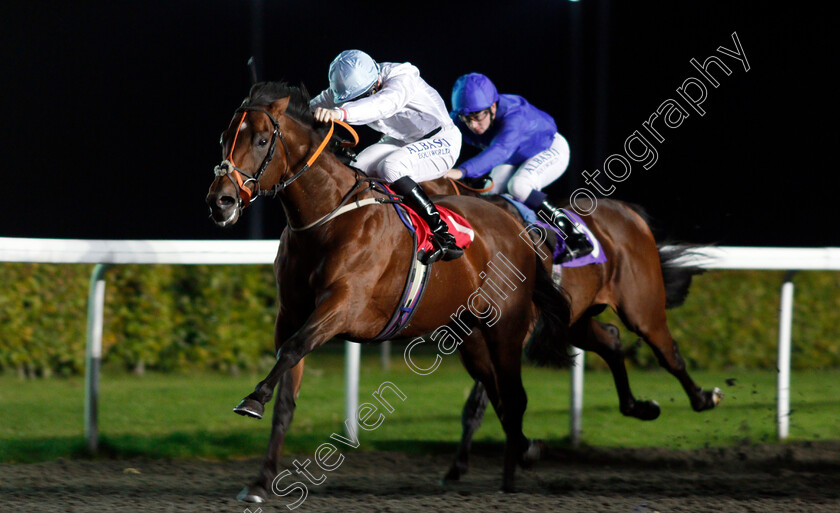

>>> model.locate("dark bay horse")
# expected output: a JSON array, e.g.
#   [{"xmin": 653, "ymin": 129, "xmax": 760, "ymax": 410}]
[
  {"xmin": 206, "ymin": 82, "xmax": 571, "ymax": 501},
  {"xmin": 422, "ymin": 177, "xmax": 722, "ymax": 480},
  {"xmin": 205, "ymin": 82, "xmax": 721, "ymax": 502}
]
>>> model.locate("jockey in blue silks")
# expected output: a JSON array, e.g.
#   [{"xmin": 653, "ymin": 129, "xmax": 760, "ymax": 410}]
[{"xmin": 447, "ymin": 73, "xmax": 593, "ymax": 263}]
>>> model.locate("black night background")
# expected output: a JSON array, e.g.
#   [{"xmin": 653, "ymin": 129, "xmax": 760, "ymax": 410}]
[{"xmin": 1, "ymin": 1, "xmax": 835, "ymax": 247}]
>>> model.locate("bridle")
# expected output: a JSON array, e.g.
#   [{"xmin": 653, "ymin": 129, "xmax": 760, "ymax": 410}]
[
  {"xmin": 214, "ymin": 104, "xmax": 286, "ymax": 207},
  {"xmin": 213, "ymin": 101, "xmax": 358, "ymax": 208}
]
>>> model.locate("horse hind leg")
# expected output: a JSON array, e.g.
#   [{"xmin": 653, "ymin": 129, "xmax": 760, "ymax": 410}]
[
  {"xmin": 483, "ymin": 324, "xmax": 534, "ymax": 492},
  {"xmin": 442, "ymin": 379, "xmax": 489, "ymax": 482},
  {"xmin": 617, "ymin": 304, "xmax": 722, "ymax": 412},
  {"xmin": 446, "ymin": 329, "xmax": 507, "ymax": 481},
  {"xmin": 445, "ymin": 336, "xmax": 546, "ymax": 483},
  {"xmin": 451, "ymin": 328, "xmax": 532, "ymax": 492},
  {"xmin": 572, "ymin": 317, "xmax": 661, "ymax": 420}
]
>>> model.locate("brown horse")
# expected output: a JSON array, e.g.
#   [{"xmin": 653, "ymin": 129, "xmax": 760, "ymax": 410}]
[
  {"xmin": 205, "ymin": 81, "xmax": 721, "ymax": 503},
  {"xmin": 206, "ymin": 82, "xmax": 572, "ymax": 502},
  {"xmin": 422, "ymin": 177, "xmax": 722, "ymax": 481}
]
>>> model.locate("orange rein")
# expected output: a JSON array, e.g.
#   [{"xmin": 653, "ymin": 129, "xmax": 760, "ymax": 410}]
[
  {"xmin": 308, "ymin": 118, "xmax": 359, "ymax": 168},
  {"xmin": 446, "ymin": 177, "xmax": 495, "ymax": 196},
  {"xmin": 223, "ymin": 112, "xmax": 359, "ymax": 205}
]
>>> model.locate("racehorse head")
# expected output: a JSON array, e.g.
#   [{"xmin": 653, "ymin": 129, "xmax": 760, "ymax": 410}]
[{"xmin": 206, "ymin": 82, "xmax": 316, "ymax": 227}]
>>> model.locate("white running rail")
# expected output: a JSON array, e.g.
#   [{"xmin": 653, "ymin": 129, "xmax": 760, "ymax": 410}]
[{"xmin": 2, "ymin": 238, "xmax": 839, "ymax": 450}]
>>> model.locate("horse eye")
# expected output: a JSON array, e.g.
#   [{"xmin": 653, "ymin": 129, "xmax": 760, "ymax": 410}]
[{"xmin": 258, "ymin": 138, "xmax": 268, "ymax": 147}]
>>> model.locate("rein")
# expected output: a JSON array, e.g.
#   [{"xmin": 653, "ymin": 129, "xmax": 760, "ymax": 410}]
[
  {"xmin": 447, "ymin": 177, "xmax": 494, "ymax": 195},
  {"xmin": 214, "ymin": 104, "xmax": 359, "ymax": 207},
  {"xmin": 214, "ymin": 103, "xmax": 398, "ymax": 231},
  {"xmin": 261, "ymin": 115, "xmax": 359, "ymax": 200}
]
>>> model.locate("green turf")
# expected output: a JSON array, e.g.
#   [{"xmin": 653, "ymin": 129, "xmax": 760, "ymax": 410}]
[{"xmin": 1, "ymin": 346, "xmax": 837, "ymax": 464}]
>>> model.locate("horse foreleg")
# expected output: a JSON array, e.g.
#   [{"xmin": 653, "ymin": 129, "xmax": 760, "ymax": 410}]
[
  {"xmin": 238, "ymin": 358, "xmax": 305, "ymax": 503},
  {"xmin": 234, "ymin": 296, "xmax": 350, "ymax": 419},
  {"xmin": 573, "ymin": 318, "xmax": 661, "ymax": 420},
  {"xmin": 443, "ymin": 379, "xmax": 489, "ymax": 482}
]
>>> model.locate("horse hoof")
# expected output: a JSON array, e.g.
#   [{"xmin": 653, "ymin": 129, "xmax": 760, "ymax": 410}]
[
  {"xmin": 233, "ymin": 398, "xmax": 264, "ymax": 419},
  {"xmin": 694, "ymin": 388, "xmax": 724, "ymax": 412},
  {"xmin": 236, "ymin": 486, "xmax": 267, "ymax": 503},
  {"xmin": 712, "ymin": 387, "xmax": 724, "ymax": 406},
  {"xmin": 635, "ymin": 400, "xmax": 661, "ymax": 421},
  {"xmin": 442, "ymin": 465, "xmax": 464, "ymax": 482},
  {"xmin": 519, "ymin": 439, "xmax": 547, "ymax": 468}
]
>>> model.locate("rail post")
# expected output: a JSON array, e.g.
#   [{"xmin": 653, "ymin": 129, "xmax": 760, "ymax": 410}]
[
  {"xmin": 344, "ymin": 341, "xmax": 361, "ymax": 439},
  {"xmin": 570, "ymin": 350, "xmax": 585, "ymax": 447},
  {"xmin": 84, "ymin": 263, "xmax": 112, "ymax": 453},
  {"xmin": 777, "ymin": 270, "xmax": 797, "ymax": 440}
]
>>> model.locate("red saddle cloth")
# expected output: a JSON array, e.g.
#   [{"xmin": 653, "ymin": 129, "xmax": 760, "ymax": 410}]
[{"xmin": 401, "ymin": 205, "xmax": 475, "ymax": 254}]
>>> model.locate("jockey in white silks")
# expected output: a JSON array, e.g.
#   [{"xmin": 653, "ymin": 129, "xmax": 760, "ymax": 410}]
[{"xmin": 310, "ymin": 50, "xmax": 463, "ymax": 264}]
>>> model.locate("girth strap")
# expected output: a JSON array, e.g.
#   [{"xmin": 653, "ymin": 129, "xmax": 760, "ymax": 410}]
[{"xmin": 367, "ymin": 202, "xmax": 432, "ymax": 342}]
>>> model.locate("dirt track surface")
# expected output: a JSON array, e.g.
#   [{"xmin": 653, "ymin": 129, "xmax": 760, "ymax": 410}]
[{"xmin": 2, "ymin": 442, "xmax": 840, "ymax": 513}]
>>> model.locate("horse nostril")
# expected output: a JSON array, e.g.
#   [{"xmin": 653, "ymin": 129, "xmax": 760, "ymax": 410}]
[
  {"xmin": 217, "ymin": 195, "xmax": 236, "ymax": 208},
  {"xmin": 206, "ymin": 192, "xmax": 236, "ymax": 210}
]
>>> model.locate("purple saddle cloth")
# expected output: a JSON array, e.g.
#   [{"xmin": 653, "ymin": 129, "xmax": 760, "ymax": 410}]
[{"xmin": 499, "ymin": 194, "xmax": 607, "ymax": 267}]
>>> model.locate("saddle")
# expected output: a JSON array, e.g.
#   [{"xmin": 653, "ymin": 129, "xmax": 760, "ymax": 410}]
[
  {"xmin": 359, "ymin": 184, "xmax": 474, "ymax": 342},
  {"xmin": 398, "ymin": 203, "xmax": 474, "ymax": 261}
]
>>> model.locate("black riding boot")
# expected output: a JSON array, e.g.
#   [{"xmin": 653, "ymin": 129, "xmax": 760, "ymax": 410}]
[
  {"xmin": 391, "ymin": 176, "xmax": 464, "ymax": 264},
  {"xmin": 525, "ymin": 190, "xmax": 594, "ymax": 264}
]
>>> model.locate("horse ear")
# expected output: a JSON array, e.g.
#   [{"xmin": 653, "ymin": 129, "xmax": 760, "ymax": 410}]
[{"xmin": 270, "ymin": 97, "xmax": 291, "ymax": 116}]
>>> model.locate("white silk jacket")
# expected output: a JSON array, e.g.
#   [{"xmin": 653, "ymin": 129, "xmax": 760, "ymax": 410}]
[{"xmin": 310, "ymin": 62, "xmax": 454, "ymax": 143}]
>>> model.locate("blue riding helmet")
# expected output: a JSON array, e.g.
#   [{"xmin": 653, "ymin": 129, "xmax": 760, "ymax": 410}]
[
  {"xmin": 451, "ymin": 73, "xmax": 500, "ymax": 116},
  {"xmin": 329, "ymin": 50, "xmax": 380, "ymax": 103}
]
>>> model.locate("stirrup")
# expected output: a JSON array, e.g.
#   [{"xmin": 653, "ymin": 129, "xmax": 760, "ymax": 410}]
[
  {"xmin": 559, "ymin": 233, "xmax": 594, "ymax": 264},
  {"xmin": 422, "ymin": 233, "xmax": 463, "ymax": 264}
]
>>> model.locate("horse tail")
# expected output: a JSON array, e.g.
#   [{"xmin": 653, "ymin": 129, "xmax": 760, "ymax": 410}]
[
  {"xmin": 658, "ymin": 243, "xmax": 707, "ymax": 309},
  {"xmin": 621, "ymin": 201, "xmax": 707, "ymax": 309},
  {"xmin": 524, "ymin": 258, "xmax": 573, "ymax": 368}
]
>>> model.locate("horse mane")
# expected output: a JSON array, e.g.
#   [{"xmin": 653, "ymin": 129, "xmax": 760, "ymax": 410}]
[{"xmin": 247, "ymin": 81, "xmax": 316, "ymax": 128}]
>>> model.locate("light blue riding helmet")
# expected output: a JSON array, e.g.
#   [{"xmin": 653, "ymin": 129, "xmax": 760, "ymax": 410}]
[
  {"xmin": 450, "ymin": 73, "xmax": 500, "ymax": 116},
  {"xmin": 329, "ymin": 50, "xmax": 381, "ymax": 103}
]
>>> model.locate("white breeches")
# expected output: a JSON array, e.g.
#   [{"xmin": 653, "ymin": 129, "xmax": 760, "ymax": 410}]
[
  {"xmin": 488, "ymin": 133, "xmax": 570, "ymax": 201},
  {"xmin": 352, "ymin": 125, "xmax": 462, "ymax": 183}
]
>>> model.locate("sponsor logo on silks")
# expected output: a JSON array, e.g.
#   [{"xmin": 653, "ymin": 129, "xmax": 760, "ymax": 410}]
[
  {"xmin": 418, "ymin": 148, "xmax": 450, "ymax": 160},
  {"xmin": 522, "ymin": 148, "xmax": 561, "ymax": 172},
  {"xmin": 405, "ymin": 137, "xmax": 452, "ymax": 155}
]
